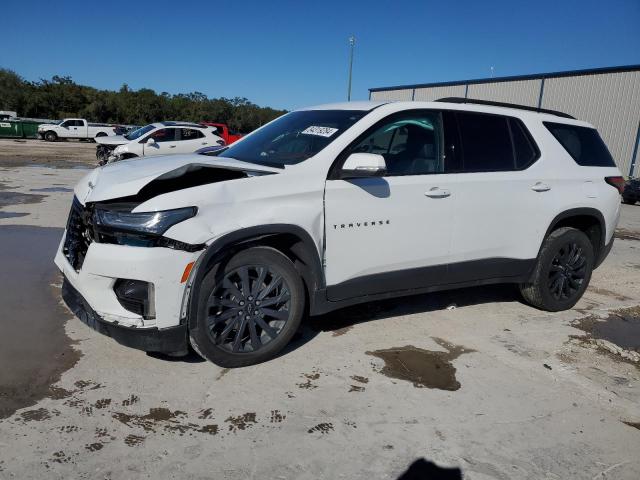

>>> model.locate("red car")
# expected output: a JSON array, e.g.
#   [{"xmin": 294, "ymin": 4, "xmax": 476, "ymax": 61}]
[{"xmin": 200, "ymin": 123, "xmax": 243, "ymax": 144}]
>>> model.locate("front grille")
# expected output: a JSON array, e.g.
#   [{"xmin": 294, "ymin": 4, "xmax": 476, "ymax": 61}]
[{"xmin": 63, "ymin": 197, "xmax": 94, "ymax": 271}]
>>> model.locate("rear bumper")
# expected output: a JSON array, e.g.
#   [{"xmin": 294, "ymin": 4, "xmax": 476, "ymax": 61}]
[{"xmin": 62, "ymin": 277, "xmax": 188, "ymax": 353}]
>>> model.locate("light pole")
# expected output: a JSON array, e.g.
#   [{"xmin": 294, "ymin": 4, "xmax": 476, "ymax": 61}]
[{"xmin": 347, "ymin": 35, "xmax": 355, "ymax": 101}]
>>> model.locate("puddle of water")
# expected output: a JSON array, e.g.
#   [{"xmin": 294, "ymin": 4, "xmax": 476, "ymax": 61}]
[
  {"xmin": 0, "ymin": 226, "xmax": 81, "ymax": 419},
  {"xmin": 0, "ymin": 191, "xmax": 46, "ymax": 209},
  {"xmin": 573, "ymin": 307, "xmax": 640, "ymax": 353},
  {"xmin": 0, "ymin": 212, "xmax": 29, "ymax": 219},
  {"xmin": 366, "ymin": 338, "xmax": 474, "ymax": 391},
  {"xmin": 30, "ymin": 187, "xmax": 73, "ymax": 193}
]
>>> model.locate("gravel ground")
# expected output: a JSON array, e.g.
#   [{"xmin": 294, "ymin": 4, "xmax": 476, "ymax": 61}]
[
  {"xmin": 0, "ymin": 141, "xmax": 639, "ymax": 479},
  {"xmin": 0, "ymin": 138, "xmax": 96, "ymax": 168}
]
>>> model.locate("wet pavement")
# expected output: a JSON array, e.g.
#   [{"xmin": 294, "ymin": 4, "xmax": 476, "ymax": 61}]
[
  {"xmin": 366, "ymin": 339, "xmax": 474, "ymax": 391},
  {"xmin": 0, "ymin": 226, "xmax": 80, "ymax": 419}
]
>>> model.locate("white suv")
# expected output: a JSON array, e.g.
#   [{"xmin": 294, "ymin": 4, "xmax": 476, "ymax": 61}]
[
  {"xmin": 55, "ymin": 99, "xmax": 624, "ymax": 367},
  {"xmin": 97, "ymin": 122, "xmax": 225, "ymax": 163}
]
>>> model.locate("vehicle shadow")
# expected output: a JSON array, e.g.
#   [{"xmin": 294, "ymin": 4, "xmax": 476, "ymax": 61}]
[
  {"xmin": 153, "ymin": 283, "xmax": 522, "ymax": 364},
  {"xmin": 282, "ymin": 283, "xmax": 522, "ymax": 357},
  {"xmin": 396, "ymin": 458, "xmax": 462, "ymax": 479}
]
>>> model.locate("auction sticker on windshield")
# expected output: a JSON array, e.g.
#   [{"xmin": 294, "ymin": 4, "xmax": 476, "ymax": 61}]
[{"xmin": 301, "ymin": 126, "xmax": 339, "ymax": 137}]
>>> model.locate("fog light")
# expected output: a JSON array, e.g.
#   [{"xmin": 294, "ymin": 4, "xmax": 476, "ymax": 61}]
[{"xmin": 114, "ymin": 279, "xmax": 156, "ymax": 319}]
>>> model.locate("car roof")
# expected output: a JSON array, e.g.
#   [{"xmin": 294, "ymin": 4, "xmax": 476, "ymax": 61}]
[
  {"xmin": 298, "ymin": 101, "xmax": 387, "ymax": 111},
  {"xmin": 159, "ymin": 121, "xmax": 206, "ymax": 128},
  {"xmin": 297, "ymin": 100, "xmax": 592, "ymax": 127}
]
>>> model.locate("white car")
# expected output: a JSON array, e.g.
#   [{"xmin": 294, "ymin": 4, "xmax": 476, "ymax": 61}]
[
  {"xmin": 101, "ymin": 122, "xmax": 225, "ymax": 163},
  {"xmin": 38, "ymin": 118, "xmax": 116, "ymax": 141},
  {"xmin": 55, "ymin": 99, "xmax": 623, "ymax": 367}
]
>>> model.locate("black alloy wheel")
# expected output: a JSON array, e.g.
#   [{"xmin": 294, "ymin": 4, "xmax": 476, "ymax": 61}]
[
  {"xmin": 547, "ymin": 241, "xmax": 587, "ymax": 300},
  {"xmin": 207, "ymin": 265, "xmax": 291, "ymax": 353},
  {"xmin": 520, "ymin": 227, "xmax": 594, "ymax": 311},
  {"xmin": 190, "ymin": 247, "xmax": 305, "ymax": 367}
]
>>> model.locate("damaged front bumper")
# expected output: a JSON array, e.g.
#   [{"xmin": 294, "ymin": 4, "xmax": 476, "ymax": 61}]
[
  {"xmin": 61, "ymin": 277, "xmax": 188, "ymax": 353},
  {"xmin": 55, "ymin": 223, "xmax": 203, "ymax": 353}
]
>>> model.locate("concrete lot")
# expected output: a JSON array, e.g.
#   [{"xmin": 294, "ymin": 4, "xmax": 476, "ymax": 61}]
[{"xmin": 0, "ymin": 141, "xmax": 639, "ymax": 479}]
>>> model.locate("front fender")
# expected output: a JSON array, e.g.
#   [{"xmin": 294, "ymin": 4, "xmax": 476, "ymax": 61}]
[{"xmin": 181, "ymin": 224, "xmax": 324, "ymax": 329}]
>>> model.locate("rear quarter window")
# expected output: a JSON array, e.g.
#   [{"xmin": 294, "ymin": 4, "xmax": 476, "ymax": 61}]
[{"xmin": 544, "ymin": 122, "xmax": 615, "ymax": 167}]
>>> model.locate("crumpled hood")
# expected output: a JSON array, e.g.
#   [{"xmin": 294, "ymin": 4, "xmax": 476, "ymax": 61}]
[
  {"xmin": 75, "ymin": 154, "xmax": 282, "ymax": 204},
  {"xmin": 95, "ymin": 135, "xmax": 128, "ymax": 146}
]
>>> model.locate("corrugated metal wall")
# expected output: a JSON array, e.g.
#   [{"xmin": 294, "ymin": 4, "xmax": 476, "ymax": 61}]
[
  {"xmin": 369, "ymin": 89, "xmax": 413, "ymax": 101},
  {"xmin": 541, "ymin": 71, "xmax": 640, "ymax": 176},
  {"xmin": 413, "ymin": 84, "xmax": 466, "ymax": 101},
  {"xmin": 467, "ymin": 79, "xmax": 541, "ymax": 107},
  {"xmin": 369, "ymin": 70, "xmax": 640, "ymax": 176}
]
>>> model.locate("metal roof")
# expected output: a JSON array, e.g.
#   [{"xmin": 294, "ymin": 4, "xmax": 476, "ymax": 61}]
[{"xmin": 369, "ymin": 64, "xmax": 640, "ymax": 93}]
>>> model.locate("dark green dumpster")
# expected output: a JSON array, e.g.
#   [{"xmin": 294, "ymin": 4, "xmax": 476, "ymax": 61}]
[
  {"xmin": 0, "ymin": 120, "xmax": 23, "ymax": 138},
  {"xmin": 0, "ymin": 120, "xmax": 48, "ymax": 139},
  {"xmin": 19, "ymin": 120, "xmax": 41, "ymax": 139}
]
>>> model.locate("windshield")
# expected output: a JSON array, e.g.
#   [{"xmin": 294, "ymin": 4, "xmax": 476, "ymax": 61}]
[
  {"xmin": 218, "ymin": 110, "xmax": 366, "ymax": 167},
  {"xmin": 125, "ymin": 124, "xmax": 155, "ymax": 141}
]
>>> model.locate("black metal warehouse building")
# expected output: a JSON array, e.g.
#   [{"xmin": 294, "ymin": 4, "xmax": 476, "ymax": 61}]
[{"xmin": 369, "ymin": 65, "xmax": 640, "ymax": 177}]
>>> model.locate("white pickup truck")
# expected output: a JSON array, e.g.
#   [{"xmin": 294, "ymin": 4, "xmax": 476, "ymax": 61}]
[{"xmin": 38, "ymin": 118, "xmax": 117, "ymax": 141}]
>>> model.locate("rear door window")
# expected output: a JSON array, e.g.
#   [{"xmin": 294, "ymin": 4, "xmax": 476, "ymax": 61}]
[
  {"xmin": 150, "ymin": 128, "xmax": 176, "ymax": 142},
  {"xmin": 457, "ymin": 112, "xmax": 513, "ymax": 172},
  {"xmin": 544, "ymin": 122, "xmax": 615, "ymax": 167},
  {"xmin": 509, "ymin": 118, "xmax": 538, "ymax": 169},
  {"xmin": 178, "ymin": 128, "xmax": 205, "ymax": 140}
]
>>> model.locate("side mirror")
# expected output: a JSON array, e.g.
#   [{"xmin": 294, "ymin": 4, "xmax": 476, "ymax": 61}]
[
  {"xmin": 146, "ymin": 137, "xmax": 156, "ymax": 145},
  {"xmin": 340, "ymin": 153, "xmax": 386, "ymax": 179}
]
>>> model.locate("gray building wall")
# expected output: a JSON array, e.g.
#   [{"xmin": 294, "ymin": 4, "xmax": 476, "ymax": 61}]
[{"xmin": 370, "ymin": 66, "xmax": 640, "ymax": 176}]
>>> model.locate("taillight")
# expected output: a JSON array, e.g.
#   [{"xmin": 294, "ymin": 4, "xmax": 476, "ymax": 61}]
[{"xmin": 605, "ymin": 176, "xmax": 625, "ymax": 194}]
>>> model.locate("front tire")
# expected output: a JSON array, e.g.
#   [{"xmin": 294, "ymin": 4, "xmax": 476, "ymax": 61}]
[
  {"xmin": 520, "ymin": 227, "xmax": 594, "ymax": 311},
  {"xmin": 622, "ymin": 196, "xmax": 636, "ymax": 205},
  {"xmin": 44, "ymin": 131, "xmax": 57, "ymax": 142},
  {"xmin": 190, "ymin": 247, "xmax": 305, "ymax": 367}
]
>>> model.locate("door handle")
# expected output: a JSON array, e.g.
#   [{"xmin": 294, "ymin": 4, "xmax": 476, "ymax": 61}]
[
  {"xmin": 531, "ymin": 182, "xmax": 551, "ymax": 192},
  {"xmin": 425, "ymin": 187, "xmax": 451, "ymax": 198},
  {"xmin": 202, "ymin": 142, "xmax": 208, "ymax": 145},
  {"xmin": 169, "ymin": 145, "xmax": 176, "ymax": 148}
]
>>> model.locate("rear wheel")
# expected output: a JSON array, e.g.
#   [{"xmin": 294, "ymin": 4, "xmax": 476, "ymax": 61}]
[
  {"xmin": 520, "ymin": 227, "xmax": 594, "ymax": 311},
  {"xmin": 189, "ymin": 247, "xmax": 305, "ymax": 367},
  {"xmin": 44, "ymin": 131, "xmax": 57, "ymax": 142}
]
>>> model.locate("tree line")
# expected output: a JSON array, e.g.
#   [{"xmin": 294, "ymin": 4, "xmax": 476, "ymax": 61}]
[{"xmin": 0, "ymin": 68, "xmax": 286, "ymax": 133}]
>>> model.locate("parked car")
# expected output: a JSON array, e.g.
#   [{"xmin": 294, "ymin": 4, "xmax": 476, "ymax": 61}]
[
  {"xmin": 38, "ymin": 118, "xmax": 117, "ymax": 141},
  {"xmin": 98, "ymin": 122, "xmax": 224, "ymax": 164},
  {"xmin": 200, "ymin": 122, "xmax": 244, "ymax": 144},
  {"xmin": 56, "ymin": 98, "xmax": 623, "ymax": 367},
  {"xmin": 623, "ymin": 177, "xmax": 639, "ymax": 204}
]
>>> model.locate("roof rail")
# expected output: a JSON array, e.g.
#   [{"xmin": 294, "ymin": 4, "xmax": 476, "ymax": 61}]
[{"xmin": 435, "ymin": 97, "xmax": 575, "ymax": 119}]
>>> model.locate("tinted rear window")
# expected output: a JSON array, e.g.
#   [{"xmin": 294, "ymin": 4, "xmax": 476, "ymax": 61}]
[
  {"xmin": 544, "ymin": 122, "xmax": 615, "ymax": 167},
  {"xmin": 509, "ymin": 118, "xmax": 538, "ymax": 169},
  {"xmin": 457, "ymin": 112, "xmax": 513, "ymax": 172}
]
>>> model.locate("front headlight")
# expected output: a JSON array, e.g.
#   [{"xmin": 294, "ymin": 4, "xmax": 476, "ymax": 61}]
[{"xmin": 94, "ymin": 207, "xmax": 197, "ymax": 235}]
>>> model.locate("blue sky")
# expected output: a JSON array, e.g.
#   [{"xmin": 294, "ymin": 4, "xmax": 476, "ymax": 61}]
[{"xmin": 2, "ymin": 0, "xmax": 639, "ymax": 110}]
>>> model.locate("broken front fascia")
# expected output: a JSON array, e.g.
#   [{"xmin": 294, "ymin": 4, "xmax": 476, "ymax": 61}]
[{"xmin": 81, "ymin": 161, "xmax": 276, "ymax": 251}]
